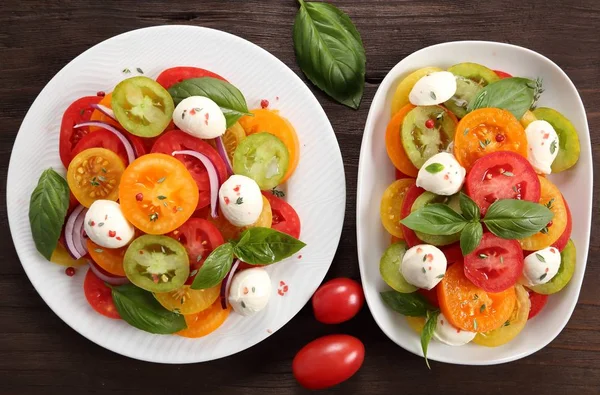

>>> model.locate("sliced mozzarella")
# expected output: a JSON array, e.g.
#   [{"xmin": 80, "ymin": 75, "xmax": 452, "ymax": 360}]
[{"xmin": 434, "ymin": 313, "xmax": 476, "ymax": 346}]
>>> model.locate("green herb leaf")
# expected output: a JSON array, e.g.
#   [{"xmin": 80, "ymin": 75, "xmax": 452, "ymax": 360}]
[
  {"xmin": 460, "ymin": 222, "xmax": 483, "ymax": 256},
  {"xmin": 168, "ymin": 78, "xmax": 251, "ymax": 127},
  {"xmin": 459, "ymin": 192, "xmax": 480, "ymax": 222},
  {"xmin": 380, "ymin": 291, "xmax": 435, "ymax": 317},
  {"xmin": 233, "ymin": 227, "xmax": 306, "ymax": 265},
  {"xmin": 293, "ymin": 0, "xmax": 365, "ymax": 109},
  {"xmin": 425, "ymin": 163, "xmax": 444, "ymax": 174},
  {"xmin": 401, "ymin": 204, "xmax": 467, "ymax": 236},
  {"xmin": 29, "ymin": 169, "xmax": 70, "ymax": 259},
  {"xmin": 467, "ymin": 77, "xmax": 538, "ymax": 119},
  {"xmin": 480, "ymin": 304, "xmax": 486, "ymax": 313},
  {"xmin": 191, "ymin": 243, "xmax": 234, "ymax": 289},
  {"xmin": 482, "ymin": 199, "xmax": 554, "ymax": 239},
  {"xmin": 550, "ymin": 139, "xmax": 558, "ymax": 154},
  {"xmin": 157, "ymin": 195, "xmax": 167, "ymax": 200},
  {"xmin": 136, "ymin": 67, "xmax": 144, "ymax": 74},
  {"xmin": 271, "ymin": 188, "xmax": 285, "ymax": 198},
  {"xmin": 110, "ymin": 284, "xmax": 186, "ymax": 334},
  {"xmin": 536, "ymin": 253, "xmax": 546, "ymax": 263},
  {"xmin": 421, "ymin": 310, "xmax": 439, "ymax": 370}
]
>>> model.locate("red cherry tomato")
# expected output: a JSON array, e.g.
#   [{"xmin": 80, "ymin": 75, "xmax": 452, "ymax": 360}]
[
  {"xmin": 552, "ymin": 195, "xmax": 572, "ymax": 251},
  {"xmin": 156, "ymin": 66, "xmax": 227, "ymax": 89},
  {"xmin": 262, "ymin": 192, "xmax": 301, "ymax": 239},
  {"xmin": 59, "ymin": 96, "xmax": 102, "ymax": 167},
  {"xmin": 293, "ymin": 334, "xmax": 364, "ymax": 390},
  {"xmin": 312, "ymin": 278, "xmax": 364, "ymax": 324},
  {"xmin": 494, "ymin": 70, "xmax": 513, "ymax": 79},
  {"xmin": 400, "ymin": 184, "xmax": 425, "ymax": 247},
  {"xmin": 528, "ymin": 290, "xmax": 549, "ymax": 319},
  {"xmin": 83, "ymin": 269, "xmax": 120, "ymax": 319}
]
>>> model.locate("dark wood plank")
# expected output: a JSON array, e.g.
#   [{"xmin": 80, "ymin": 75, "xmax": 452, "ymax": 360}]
[{"xmin": 1, "ymin": 0, "xmax": 599, "ymax": 393}]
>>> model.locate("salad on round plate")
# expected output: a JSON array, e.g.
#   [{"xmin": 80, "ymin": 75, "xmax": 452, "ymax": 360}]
[
  {"xmin": 379, "ymin": 62, "xmax": 580, "ymax": 366},
  {"xmin": 29, "ymin": 66, "xmax": 306, "ymax": 337}
]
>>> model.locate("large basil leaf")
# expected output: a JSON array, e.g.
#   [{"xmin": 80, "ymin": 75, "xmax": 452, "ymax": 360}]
[
  {"xmin": 401, "ymin": 204, "xmax": 467, "ymax": 235},
  {"xmin": 459, "ymin": 192, "xmax": 480, "ymax": 222},
  {"xmin": 460, "ymin": 222, "xmax": 483, "ymax": 256},
  {"xmin": 233, "ymin": 227, "xmax": 306, "ymax": 265},
  {"xmin": 29, "ymin": 169, "xmax": 70, "ymax": 260},
  {"xmin": 483, "ymin": 199, "xmax": 554, "ymax": 239},
  {"xmin": 191, "ymin": 242, "xmax": 234, "ymax": 290},
  {"xmin": 467, "ymin": 77, "xmax": 538, "ymax": 119},
  {"xmin": 293, "ymin": 0, "xmax": 366, "ymax": 109},
  {"xmin": 380, "ymin": 291, "xmax": 434, "ymax": 317},
  {"xmin": 421, "ymin": 310, "xmax": 439, "ymax": 370},
  {"xmin": 111, "ymin": 284, "xmax": 186, "ymax": 334},
  {"xmin": 168, "ymin": 77, "xmax": 251, "ymax": 127}
]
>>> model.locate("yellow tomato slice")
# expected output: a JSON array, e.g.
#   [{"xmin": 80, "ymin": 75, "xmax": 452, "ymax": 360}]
[
  {"xmin": 391, "ymin": 67, "xmax": 443, "ymax": 115},
  {"xmin": 50, "ymin": 242, "xmax": 87, "ymax": 267},
  {"xmin": 405, "ymin": 316, "xmax": 426, "ymax": 334},
  {"xmin": 223, "ymin": 122, "xmax": 246, "ymax": 163},
  {"xmin": 154, "ymin": 284, "xmax": 221, "ymax": 315},
  {"xmin": 380, "ymin": 179, "xmax": 415, "ymax": 238}
]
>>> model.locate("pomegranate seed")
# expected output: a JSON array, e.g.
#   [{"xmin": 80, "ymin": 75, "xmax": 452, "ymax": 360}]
[
  {"xmin": 260, "ymin": 99, "xmax": 269, "ymax": 109},
  {"xmin": 496, "ymin": 134, "xmax": 505, "ymax": 142},
  {"xmin": 547, "ymin": 221, "xmax": 553, "ymax": 227},
  {"xmin": 97, "ymin": 91, "xmax": 106, "ymax": 97},
  {"xmin": 65, "ymin": 267, "xmax": 76, "ymax": 277},
  {"xmin": 136, "ymin": 193, "xmax": 143, "ymax": 201},
  {"xmin": 425, "ymin": 119, "xmax": 435, "ymax": 129}
]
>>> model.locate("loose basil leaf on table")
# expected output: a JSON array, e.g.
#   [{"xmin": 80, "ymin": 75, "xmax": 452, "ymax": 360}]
[
  {"xmin": 29, "ymin": 168, "xmax": 70, "ymax": 260},
  {"xmin": 191, "ymin": 242, "xmax": 234, "ymax": 290},
  {"xmin": 401, "ymin": 204, "xmax": 467, "ymax": 236},
  {"xmin": 380, "ymin": 291, "xmax": 435, "ymax": 317},
  {"xmin": 234, "ymin": 227, "xmax": 306, "ymax": 265},
  {"xmin": 460, "ymin": 222, "xmax": 483, "ymax": 256},
  {"xmin": 467, "ymin": 77, "xmax": 541, "ymax": 120},
  {"xmin": 111, "ymin": 283, "xmax": 186, "ymax": 334},
  {"xmin": 421, "ymin": 310, "xmax": 440, "ymax": 370},
  {"xmin": 482, "ymin": 199, "xmax": 554, "ymax": 239},
  {"xmin": 168, "ymin": 77, "xmax": 251, "ymax": 127},
  {"xmin": 293, "ymin": 0, "xmax": 366, "ymax": 109}
]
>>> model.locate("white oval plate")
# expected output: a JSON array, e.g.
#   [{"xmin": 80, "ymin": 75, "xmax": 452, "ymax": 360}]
[
  {"xmin": 7, "ymin": 26, "xmax": 345, "ymax": 363},
  {"xmin": 357, "ymin": 41, "xmax": 592, "ymax": 365}
]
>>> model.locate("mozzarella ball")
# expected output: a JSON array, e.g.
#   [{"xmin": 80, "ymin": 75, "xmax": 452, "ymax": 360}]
[
  {"xmin": 525, "ymin": 120, "xmax": 559, "ymax": 174},
  {"xmin": 173, "ymin": 96, "xmax": 226, "ymax": 139},
  {"xmin": 401, "ymin": 244, "xmax": 447, "ymax": 290},
  {"xmin": 416, "ymin": 152, "xmax": 466, "ymax": 196},
  {"xmin": 84, "ymin": 200, "xmax": 135, "ymax": 248},
  {"xmin": 520, "ymin": 247, "xmax": 561, "ymax": 287},
  {"xmin": 433, "ymin": 313, "xmax": 476, "ymax": 346},
  {"xmin": 219, "ymin": 175, "xmax": 263, "ymax": 227},
  {"xmin": 229, "ymin": 267, "xmax": 272, "ymax": 316},
  {"xmin": 409, "ymin": 71, "xmax": 457, "ymax": 106}
]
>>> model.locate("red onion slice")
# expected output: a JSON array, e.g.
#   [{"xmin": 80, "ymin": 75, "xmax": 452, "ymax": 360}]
[
  {"xmin": 90, "ymin": 103, "xmax": 116, "ymax": 121},
  {"xmin": 65, "ymin": 205, "xmax": 88, "ymax": 259},
  {"xmin": 88, "ymin": 261, "xmax": 129, "ymax": 286},
  {"xmin": 172, "ymin": 150, "xmax": 220, "ymax": 218},
  {"xmin": 220, "ymin": 259, "xmax": 241, "ymax": 309},
  {"xmin": 215, "ymin": 136, "xmax": 234, "ymax": 175},
  {"xmin": 74, "ymin": 121, "xmax": 135, "ymax": 165}
]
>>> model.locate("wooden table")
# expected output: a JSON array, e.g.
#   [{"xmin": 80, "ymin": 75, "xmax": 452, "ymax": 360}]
[{"xmin": 1, "ymin": 1, "xmax": 599, "ymax": 393}]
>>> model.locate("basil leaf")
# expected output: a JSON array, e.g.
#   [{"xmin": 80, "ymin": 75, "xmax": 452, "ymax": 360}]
[
  {"xmin": 421, "ymin": 310, "xmax": 439, "ymax": 370},
  {"xmin": 234, "ymin": 227, "xmax": 306, "ymax": 265},
  {"xmin": 191, "ymin": 242, "xmax": 234, "ymax": 289},
  {"xmin": 425, "ymin": 163, "xmax": 444, "ymax": 174},
  {"xmin": 29, "ymin": 169, "xmax": 70, "ymax": 260},
  {"xmin": 459, "ymin": 192, "xmax": 480, "ymax": 222},
  {"xmin": 380, "ymin": 291, "xmax": 434, "ymax": 317},
  {"xmin": 467, "ymin": 77, "xmax": 537, "ymax": 119},
  {"xmin": 168, "ymin": 77, "xmax": 251, "ymax": 127},
  {"xmin": 483, "ymin": 199, "xmax": 554, "ymax": 239},
  {"xmin": 293, "ymin": 0, "xmax": 365, "ymax": 109},
  {"xmin": 111, "ymin": 283, "xmax": 186, "ymax": 334},
  {"xmin": 401, "ymin": 204, "xmax": 467, "ymax": 235},
  {"xmin": 460, "ymin": 222, "xmax": 483, "ymax": 256}
]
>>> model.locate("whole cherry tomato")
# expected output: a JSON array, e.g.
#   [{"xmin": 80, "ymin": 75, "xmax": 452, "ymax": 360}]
[{"xmin": 312, "ymin": 278, "xmax": 364, "ymax": 324}]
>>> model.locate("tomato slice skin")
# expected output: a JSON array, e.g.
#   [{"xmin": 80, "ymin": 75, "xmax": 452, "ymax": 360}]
[
  {"xmin": 551, "ymin": 195, "xmax": 572, "ymax": 251},
  {"xmin": 494, "ymin": 70, "xmax": 513, "ymax": 79},
  {"xmin": 527, "ymin": 290, "xmax": 549, "ymax": 319},
  {"xmin": 386, "ymin": 104, "xmax": 418, "ymax": 177},
  {"xmin": 151, "ymin": 130, "xmax": 228, "ymax": 210},
  {"xmin": 465, "ymin": 151, "xmax": 541, "ymax": 215},
  {"xmin": 399, "ymin": 183, "xmax": 425, "ymax": 247},
  {"xmin": 156, "ymin": 66, "xmax": 227, "ymax": 89},
  {"xmin": 71, "ymin": 129, "xmax": 129, "ymax": 165},
  {"xmin": 312, "ymin": 278, "xmax": 364, "ymax": 324},
  {"xmin": 464, "ymin": 233, "xmax": 524, "ymax": 293},
  {"xmin": 177, "ymin": 300, "xmax": 231, "ymax": 338},
  {"xmin": 262, "ymin": 192, "xmax": 301, "ymax": 239},
  {"xmin": 83, "ymin": 269, "xmax": 121, "ymax": 319},
  {"xmin": 59, "ymin": 96, "xmax": 102, "ymax": 167},
  {"xmin": 87, "ymin": 239, "xmax": 127, "ymax": 276}
]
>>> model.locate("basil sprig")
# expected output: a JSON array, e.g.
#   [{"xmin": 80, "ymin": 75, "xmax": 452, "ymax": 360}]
[
  {"xmin": 467, "ymin": 77, "xmax": 543, "ymax": 119},
  {"xmin": 168, "ymin": 77, "xmax": 251, "ymax": 127},
  {"xmin": 111, "ymin": 284, "xmax": 186, "ymax": 334},
  {"xmin": 191, "ymin": 227, "xmax": 306, "ymax": 290},
  {"xmin": 293, "ymin": 0, "xmax": 366, "ymax": 109},
  {"xmin": 421, "ymin": 311, "xmax": 440, "ymax": 370},
  {"xmin": 29, "ymin": 169, "xmax": 70, "ymax": 260}
]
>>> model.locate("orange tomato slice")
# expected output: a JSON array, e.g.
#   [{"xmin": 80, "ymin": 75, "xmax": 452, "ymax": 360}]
[
  {"xmin": 87, "ymin": 239, "xmax": 126, "ymax": 276},
  {"xmin": 154, "ymin": 284, "xmax": 221, "ymax": 315},
  {"xmin": 454, "ymin": 108, "xmax": 528, "ymax": 170},
  {"xmin": 519, "ymin": 176, "xmax": 567, "ymax": 250},
  {"xmin": 207, "ymin": 195, "xmax": 272, "ymax": 240},
  {"xmin": 380, "ymin": 178, "xmax": 415, "ymax": 238},
  {"xmin": 438, "ymin": 262, "xmax": 516, "ymax": 332},
  {"xmin": 238, "ymin": 109, "xmax": 299, "ymax": 183},
  {"xmin": 90, "ymin": 93, "xmax": 121, "ymax": 130},
  {"xmin": 385, "ymin": 104, "xmax": 418, "ymax": 177},
  {"xmin": 119, "ymin": 153, "xmax": 199, "ymax": 234},
  {"xmin": 177, "ymin": 299, "xmax": 231, "ymax": 338}
]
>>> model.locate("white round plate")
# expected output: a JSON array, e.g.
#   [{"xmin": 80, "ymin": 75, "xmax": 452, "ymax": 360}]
[
  {"xmin": 7, "ymin": 26, "xmax": 345, "ymax": 363},
  {"xmin": 357, "ymin": 41, "xmax": 592, "ymax": 365}
]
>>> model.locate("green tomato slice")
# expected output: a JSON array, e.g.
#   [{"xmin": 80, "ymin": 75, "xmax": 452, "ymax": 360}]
[
  {"xmin": 233, "ymin": 132, "xmax": 289, "ymax": 190},
  {"xmin": 124, "ymin": 235, "xmax": 189, "ymax": 293},
  {"xmin": 112, "ymin": 76, "xmax": 174, "ymax": 137},
  {"xmin": 444, "ymin": 76, "xmax": 482, "ymax": 118},
  {"xmin": 529, "ymin": 239, "xmax": 576, "ymax": 295},
  {"xmin": 380, "ymin": 241, "xmax": 417, "ymax": 293},
  {"xmin": 532, "ymin": 107, "xmax": 581, "ymax": 172},
  {"xmin": 447, "ymin": 62, "xmax": 500, "ymax": 86},
  {"xmin": 411, "ymin": 192, "xmax": 462, "ymax": 245},
  {"xmin": 401, "ymin": 106, "xmax": 456, "ymax": 168}
]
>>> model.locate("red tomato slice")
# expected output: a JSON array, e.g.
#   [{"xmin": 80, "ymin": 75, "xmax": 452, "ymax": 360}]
[
  {"xmin": 156, "ymin": 66, "xmax": 227, "ymax": 89},
  {"xmin": 59, "ymin": 96, "xmax": 102, "ymax": 167},
  {"xmin": 262, "ymin": 192, "xmax": 301, "ymax": 239},
  {"xmin": 465, "ymin": 151, "xmax": 541, "ymax": 216},
  {"xmin": 395, "ymin": 168, "xmax": 411, "ymax": 180},
  {"xmin": 552, "ymin": 195, "xmax": 572, "ymax": 251},
  {"xmin": 151, "ymin": 130, "xmax": 228, "ymax": 210},
  {"xmin": 417, "ymin": 287, "xmax": 439, "ymax": 307},
  {"xmin": 83, "ymin": 269, "xmax": 120, "ymax": 319},
  {"xmin": 464, "ymin": 233, "xmax": 524, "ymax": 293},
  {"xmin": 400, "ymin": 184, "xmax": 425, "ymax": 247},
  {"xmin": 168, "ymin": 218, "xmax": 225, "ymax": 285},
  {"xmin": 527, "ymin": 290, "xmax": 549, "ymax": 319},
  {"xmin": 71, "ymin": 129, "xmax": 129, "ymax": 165},
  {"xmin": 440, "ymin": 243, "xmax": 462, "ymax": 266},
  {"xmin": 494, "ymin": 70, "xmax": 513, "ymax": 79}
]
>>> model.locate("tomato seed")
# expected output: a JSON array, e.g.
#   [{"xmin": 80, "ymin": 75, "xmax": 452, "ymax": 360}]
[
  {"xmin": 496, "ymin": 134, "xmax": 505, "ymax": 142},
  {"xmin": 65, "ymin": 267, "xmax": 76, "ymax": 277},
  {"xmin": 425, "ymin": 119, "xmax": 435, "ymax": 129}
]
